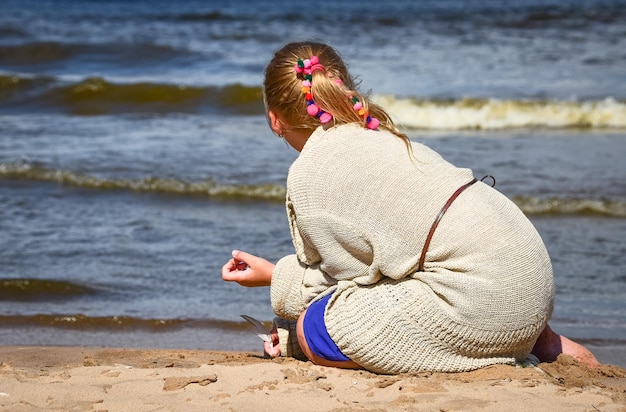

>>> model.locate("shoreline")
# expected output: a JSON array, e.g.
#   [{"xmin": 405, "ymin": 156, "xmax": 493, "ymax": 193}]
[{"xmin": 1, "ymin": 346, "xmax": 625, "ymax": 411}]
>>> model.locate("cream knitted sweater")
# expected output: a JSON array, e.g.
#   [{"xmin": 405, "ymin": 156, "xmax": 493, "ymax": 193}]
[{"xmin": 271, "ymin": 124, "xmax": 554, "ymax": 374}]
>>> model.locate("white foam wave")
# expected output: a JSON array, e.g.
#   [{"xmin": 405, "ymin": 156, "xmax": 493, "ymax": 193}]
[{"xmin": 373, "ymin": 95, "xmax": 626, "ymax": 130}]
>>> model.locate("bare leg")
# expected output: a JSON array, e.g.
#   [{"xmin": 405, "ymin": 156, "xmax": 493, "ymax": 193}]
[
  {"xmin": 295, "ymin": 310, "xmax": 361, "ymax": 369},
  {"xmin": 531, "ymin": 323, "xmax": 600, "ymax": 367}
]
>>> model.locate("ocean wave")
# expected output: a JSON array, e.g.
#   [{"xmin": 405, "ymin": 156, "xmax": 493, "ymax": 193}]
[
  {"xmin": 173, "ymin": 11, "xmax": 234, "ymax": 22},
  {"xmin": 511, "ymin": 196, "xmax": 626, "ymax": 218},
  {"xmin": 0, "ymin": 74, "xmax": 55, "ymax": 99},
  {"xmin": 0, "ymin": 162, "xmax": 286, "ymax": 202},
  {"xmin": 0, "ymin": 42, "xmax": 74, "ymax": 66},
  {"xmin": 0, "ymin": 75, "xmax": 264, "ymax": 115},
  {"xmin": 0, "ymin": 41, "xmax": 195, "ymax": 67},
  {"xmin": 489, "ymin": 5, "xmax": 626, "ymax": 30},
  {"xmin": 2, "ymin": 75, "xmax": 625, "ymax": 129},
  {"xmin": 2, "ymin": 162, "xmax": 624, "ymax": 217},
  {"xmin": 164, "ymin": 4, "xmax": 626, "ymax": 31},
  {"xmin": 374, "ymin": 95, "xmax": 626, "ymax": 130},
  {"xmin": 0, "ymin": 278, "xmax": 96, "ymax": 302},
  {"xmin": 0, "ymin": 313, "xmax": 264, "ymax": 332},
  {"xmin": 1, "ymin": 313, "xmax": 622, "ymax": 348}
]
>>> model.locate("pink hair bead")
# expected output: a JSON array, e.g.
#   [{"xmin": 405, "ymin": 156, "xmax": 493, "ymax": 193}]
[
  {"xmin": 320, "ymin": 112, "xmax": 333, "ymax": 124},
  {"xmin": 295, "ymin": 55, "xmax": 378, "ymax": 129},
  {"xmin": 307, "ymin": 104, "xmax": 320, "ymax": 116},
  {"xmin": 367, "ymin": 118, "xmax": 380, "ymax": 129}
]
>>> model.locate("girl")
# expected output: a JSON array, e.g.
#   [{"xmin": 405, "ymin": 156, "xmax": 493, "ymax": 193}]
[{"xmin": 222, "ymin": 41, "xmax": 599, "ymax": 373}]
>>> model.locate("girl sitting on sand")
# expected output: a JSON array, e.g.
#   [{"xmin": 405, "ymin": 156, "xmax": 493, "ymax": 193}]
[{"xmin": 222, "ymin": 41, "xmax": 599, "ymax": 374}]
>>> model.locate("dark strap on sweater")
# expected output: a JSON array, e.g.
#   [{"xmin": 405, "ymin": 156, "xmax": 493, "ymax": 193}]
[{"xmin": 417, "ymin": 175, "xmax": 496, "ymax": 272}]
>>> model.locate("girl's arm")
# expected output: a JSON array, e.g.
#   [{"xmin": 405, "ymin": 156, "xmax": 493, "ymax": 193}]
[
  {"xmin": 221, "ymin": 249, "xmax": 275, "ymax": 287},
  {"xmin": 271, "ymin": 254, "xmax": 337, "ymax": 320}
]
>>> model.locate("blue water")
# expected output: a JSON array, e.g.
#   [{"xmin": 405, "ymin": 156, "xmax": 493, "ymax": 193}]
[{"xmin": 0, "ymin": 0, "xmax": 625, "ymax": 367}]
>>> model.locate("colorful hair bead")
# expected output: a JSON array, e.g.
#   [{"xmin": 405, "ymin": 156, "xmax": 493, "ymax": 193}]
[
  {"xmin": 295, "ymin": 56, "xmax": 334, "ymax": 124},
  {"xmin": 350, "ymin": 95, "xmax": 379, "ymax": 130},
  {"xmin": 366, "ymin": 117, "xmax": 380, "ymax": 129},
  {"xmin": 294, "ymin": 55, "xmax": 379, "ymax": 130},
  {"xmin": 319, "ymin": 112, "xmax": 333, "ymax": 124},
  {"xmin": 307, "ymin": 104, "xmax": 320, "ymax": 116}
]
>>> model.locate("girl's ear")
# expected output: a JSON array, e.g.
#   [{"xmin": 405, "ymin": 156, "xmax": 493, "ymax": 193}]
[{"xmin": 268, "ymin": 110, "xmax": 283, "ymax": 136}]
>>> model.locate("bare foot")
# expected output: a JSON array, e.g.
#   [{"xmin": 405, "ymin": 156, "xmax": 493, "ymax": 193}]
[{"xmin": 531, "ymin": 324, "xmax": 600, "ymax": 367}]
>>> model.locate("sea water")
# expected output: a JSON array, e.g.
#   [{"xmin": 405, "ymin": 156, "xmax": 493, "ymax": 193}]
[{"xmin": 0, "ymin": 0, "xmax": 625, "ymax": 366}]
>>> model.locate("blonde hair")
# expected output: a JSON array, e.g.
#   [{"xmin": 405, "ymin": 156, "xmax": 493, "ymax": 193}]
[{"xmin": 263, "ymin": 41, "xmax": 410, "ymax": 148}]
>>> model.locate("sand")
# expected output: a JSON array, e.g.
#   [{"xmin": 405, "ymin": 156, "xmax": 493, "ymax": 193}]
[{"xmin": 0, "ymin": 346, "xmax": 625, "ymax": 411}]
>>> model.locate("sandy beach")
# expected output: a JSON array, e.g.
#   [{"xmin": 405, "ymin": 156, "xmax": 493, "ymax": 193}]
[{"xmin": 0, "ymin": 346, "xmax": 624, "ymax": 411}]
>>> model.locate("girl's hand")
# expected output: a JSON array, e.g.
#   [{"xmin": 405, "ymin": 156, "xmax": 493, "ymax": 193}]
[
  {"xmin": 221, "ymin": 250, "xmax": 275, "ymax": 287},
  {"xmin": 264, "ymin": 325, "xmax": 281, "ymax": 358}
]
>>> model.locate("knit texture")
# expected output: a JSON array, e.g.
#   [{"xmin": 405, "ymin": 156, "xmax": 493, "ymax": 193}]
[
  {"xmin": 273, "ymin": 317, "xmax": 307, "ymax": 361},
  {"xmin": 270, "ymin": 124, "xmax": 555, "ymax": 374}
]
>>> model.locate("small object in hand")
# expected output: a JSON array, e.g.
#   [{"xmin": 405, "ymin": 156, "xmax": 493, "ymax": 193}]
[
  {"xmin": 240, "ymin": 315, "xmax": 272, "ymax": 344},
  {"xmin": 234, "ymin": 259, "xmax": 248, "ymax": 271}
]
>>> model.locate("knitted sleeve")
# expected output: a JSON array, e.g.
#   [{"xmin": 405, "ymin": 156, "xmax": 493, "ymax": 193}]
[{"xmin": 270, "ymin": 254, "xmax": 337, "ymax": 320}]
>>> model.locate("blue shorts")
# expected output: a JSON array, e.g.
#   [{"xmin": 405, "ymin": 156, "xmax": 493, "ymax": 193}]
[{"xmin": 302, "ymin": 294, "xmax": 350, "ymax": 362}]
